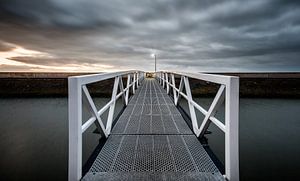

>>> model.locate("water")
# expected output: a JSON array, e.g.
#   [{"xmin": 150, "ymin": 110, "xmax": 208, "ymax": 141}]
[
  {"xmin": 0, "ymin": 98, "xmax": 299, "ymax": 180},
  {"xmin": 181, "ymin": 98, "xmax": 300, "ymax": 181}
]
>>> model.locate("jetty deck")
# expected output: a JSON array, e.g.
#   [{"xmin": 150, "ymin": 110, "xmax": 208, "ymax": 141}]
[
  {"xmin": 82, "ymin": 79, "xmax": 224, "ymax": 181},
  {"xmin": 68, "ymin": 71, "xmax": 239, "ymax": 180}
]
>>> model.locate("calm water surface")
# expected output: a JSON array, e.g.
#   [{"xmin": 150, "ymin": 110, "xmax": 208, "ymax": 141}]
[{"xmin": 0, "ymin": 97, "xmax": 299, "ymax": 181}]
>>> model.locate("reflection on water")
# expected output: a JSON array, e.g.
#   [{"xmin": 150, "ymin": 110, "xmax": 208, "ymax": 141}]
[{"xmin": 0, "ymin": 98, "xmax": 299, "ymax": 180}]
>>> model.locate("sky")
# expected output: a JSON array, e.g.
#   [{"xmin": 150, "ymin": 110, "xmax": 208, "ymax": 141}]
[{"xmin": 0, "ymin": 0, "xmax": 300, "ymax": 72}]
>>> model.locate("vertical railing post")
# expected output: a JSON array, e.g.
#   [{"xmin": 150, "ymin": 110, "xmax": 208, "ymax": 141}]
[
  {"xmin": 159, "ymin": 72, "xmax": 161, "ymax": 85},
  {"xmin": 137, "ymin": 72, "xmax": 139, "ymax": 88},
  {"xmin": 136, "ymin": 72, "xmax": 139, "ymax": 88},
  {"xmin": 166, "ymin": 73, "xmax": 170, "ymax": 94},
  {"xmin": 140, "ymin": 72, "xmax": 142, "ymax": 84},
  {"xmin": 175, "ymin": 76, "xmax": 184, "ymax": 106},
  {"xmin": 106, "ymin": 76, "xmax": 119, "ymax": 134},
  {"xmin": 183, "ymin": 76, "xmax": 199, "ymax": 134},
  {"xmin": 118, "ymin": 75, "xmax": 126, "ymax": 105},
  {"xmin": 171, "ymin": 74, "xmax": 176, "ymax": 102},
  {"xmin": 125, "ymin": 74, "xmax": 131, "ymax": 105},
  {"xmin": 159, "ymin": 72, "xmax": 162, "ymax": 85},
  {"xmin": 225, "ymin": 77, "xmax": 239, "ymax": 181},
  {"xmin": 142, "ymin": 72, "xmax": 144, "ymax": 82},
  {"xmin": 132, "ymin": 73, "xmax": 136, "ymax": 94},
  {"xmin": 68, "ymin": 77, "xmax": 82, "ymax": 181},
  {"xmin": 162, "ymin": 73, "xmax": 165, "ymax": 88}
]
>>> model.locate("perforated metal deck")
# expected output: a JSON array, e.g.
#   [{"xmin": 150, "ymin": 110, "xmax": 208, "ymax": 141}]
[{"xmin": 83, "ymin": 79, "xmax": 224, "ymax": 181}]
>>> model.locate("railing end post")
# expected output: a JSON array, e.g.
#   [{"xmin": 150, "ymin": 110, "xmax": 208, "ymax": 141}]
[
  {"xmin": 68, "ymin": 77, "xmax": 82, "ymax": 181},
  {"xmin": 225, "ymin": 76, "xmax": 239, "ymax": 181}
]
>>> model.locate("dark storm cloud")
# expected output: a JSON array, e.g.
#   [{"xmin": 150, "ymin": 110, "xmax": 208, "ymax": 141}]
[{"xmin": 0, "ymin": 0, "xmax": 300, "ymax": 71}]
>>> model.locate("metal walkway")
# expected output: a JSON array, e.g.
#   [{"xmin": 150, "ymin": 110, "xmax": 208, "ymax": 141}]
[{"xmin": 82, "ymin": 79, "xmax": 224, "ymax": 181}]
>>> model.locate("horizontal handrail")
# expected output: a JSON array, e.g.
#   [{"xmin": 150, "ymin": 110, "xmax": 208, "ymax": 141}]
[
  {"xmin": 68, "ymin": 70, "xmax": 144, "ymax": 181},
  {"xmin": 170, "ymin": 71, "xmax": 233, "ymax": 85},
  {"xmin": 69, "ymin": 70, "xmax": 136, "ymax": 85},
  {"xmin": 156, "ymin": 71, "xmax": 239, "ymax": 181}
]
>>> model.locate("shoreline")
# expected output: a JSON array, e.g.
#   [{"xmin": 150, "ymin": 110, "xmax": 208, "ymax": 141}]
[{"xmin": 1, "ymin": 72, "xmax": 300, "ymax": 98}]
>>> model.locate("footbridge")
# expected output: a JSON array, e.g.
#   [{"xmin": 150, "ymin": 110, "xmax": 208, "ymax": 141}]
[{"xmin": 68, "ymin": 71, "xmax": 239, "ymax": 181}]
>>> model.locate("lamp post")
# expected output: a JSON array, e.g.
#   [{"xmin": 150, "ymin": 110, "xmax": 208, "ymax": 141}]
[{"xmin": 151, "ymin": 53, "xmax": 156, "ymax": 72}]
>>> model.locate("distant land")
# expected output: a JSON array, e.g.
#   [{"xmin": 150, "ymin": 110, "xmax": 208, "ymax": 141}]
[
  {"xmin": 0, "ymin": 72, "xmax": 300, "ymax": 98},
  {"xmin": 0, "ymin": 72, "xmax": 96, "ymax": 78}
]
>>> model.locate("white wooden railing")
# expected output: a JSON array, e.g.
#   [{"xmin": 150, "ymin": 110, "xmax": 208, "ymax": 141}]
[
  {"xmin": 156, "ymin": 71, "xmax": 239, "ymax": 181},
  {"xmin": 68, "ymin": 70, "xmax": 144, "ymax": 181}
]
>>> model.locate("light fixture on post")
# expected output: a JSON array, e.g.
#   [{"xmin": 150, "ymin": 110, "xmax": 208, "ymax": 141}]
[{"xmin": 151, "ymin": 53, "xmax": 156, "ymax": 72}]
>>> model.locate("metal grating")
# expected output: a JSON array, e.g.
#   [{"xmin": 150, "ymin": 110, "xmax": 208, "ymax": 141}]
[
  {"xmin": 111, "ymin": 79, "xmax": 193, "ymax": 135},
  {"xmin": 142, "ymin": 105, "xmax": 152, "ymax": 115},
  {"xmin": 133, "ymin": 135, "xmax": 153, "ymax": 172},
  {"xmin": 89, "ymin": 135, "xmax": 221, "ymax": 174},
  {"xmin": 152, "ymin": 115, "xmax": 164, "ymax": 134},
  {"xmin": 89, "ymin": 135, "xmax": 123, "ymax": 173},
  {"xmin": 164, "ymin": 96, "xmax": 174, "ymax": 105},
  {"xmin": 183, "ymin": 136, "xmax": 220, "ymax": 173},
  {"xmin": 84, "ymin": 79, "xmax": 224, "ymax": 181},
  {"xmin": 161, "ymin": 115, "xmax": 179, "ymax": 134},
  {"xmin": 160, "ymin": 105, "xmax": 170, "ymax": 114},
  {"xmin": 124, "ymin": 115, "xmax": 140, "ymax": 134},
  {"xmin": 152, "ymin": 104, "xmax": 161, "ymax": 115},
  {"xmin": 111, "ymin": 136, "xmax": 137, "ymax": 172},
  {"xmin": 168, "ymin": 105, "xmax": 181, "ymax": 115},
  {"xmin": 83, "ymin": 172, "xmax": 224, "ymax": 181},
  {"xmin": 168, "ymin": 135, "xmax": 196, "ymax": 172},
  {"xmin": 112, "ymin": 114, "xmax": 192, "ymax": 135},
  {"xmin": 122, "ymin": 105, "xmax": 134, "ymax": 115},
  {"xmin": 138, "ymin": 116, "xmax": 151, "ymax": 134},
  {"xmin": 153, "ymin": 135, "xmax": 175, "ymax": 172}
]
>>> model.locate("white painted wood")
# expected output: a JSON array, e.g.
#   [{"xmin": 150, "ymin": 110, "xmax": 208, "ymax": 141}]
[
  {"xmin": 68, "ymin": 77, "xmax": 82, "ymax": 181},
  {"xmin": 81, "ymin": 116, "xmax": 96, "ymax": 133},
  {"xmin": 175, "ymin": 76, "xmax": 184, "ymax": 105},
  {"xmin": 161, "ymin": 75, "xmax": 226, "ymax": 134},
  {"xmin": 225, "ymin": 77, "xmax": 240, "ymax": 181},
  {"xmin": 210, "ymin": 117, "xmax": 226, "ymax": 132},
  {"xmin": 69, "ymin": 70, "xmax": 238, "ymax": 181},
  {"xmin": 136, "ymin": 72, "xmax": 139, "ymax": 87},
  {"xmin": 183, "ymin": 76, "xmax": 199, "ymax": 134},
  {"xmin": 82, "ymin": 85, "xmax": 108, "ymax": 137},
  {"xmin": 136, "ymin": 72, "xmax": 139, "ymax": 88},
  {"xmin": 82, "ymin": 100, "xmax": 113, "ymax": 130},
  {"xmin": 166, "ymin": 71, "xmax": 232, "ymax": 85},
  {"xmin": 71, "ymin": 70, "xmax": 137, "ymax": 85},
  {"xmin": 162, "ymin": 73, "xmax": 165, "ymax": 88},
  {"xmin": 68, "ymin": 70, "xmax": 144, "ymax": 181},
  {"xmin": 198, "ymin": 85, "xmax": 225, "ymax": 137},
  {"xmin": 166, "ymin": 73, "xmax": 170, "ymax": 94},
  {"xmin": 191, "ymin": 99, "xmax": 207, "ymax": 115},
  {"xmin": 116, "ymin": 91, "xmax": 124, "ymax": 100},
  {"xmin": 159, "ymin": 72, "xmax": 161, "ymax": 84},
  {"xmin": 132, "ymin": 73, "xmax": 136, "ymax": 94},
  {"xmin": 125, "ymin": 74, "xmax": 131, "ymax": 105},
  {"xmin": 157, "ymin": 71, "xmax": 239, "ymax": 181},
  {"xmin": 98, "ymin": 100, "xmax": 113, "ymax": 116},
  {"xmin": 106, "ymin": 76, "xmax": 119, "ymax": 134},
  {"xmin": 160, "ymin": 72, "xmax": 162, "ymax": 85},
  {"xmin": 118, "ymin": 76, "xmax": 126, "ymax": 105},
  {"xmin": 171, "ymin": 74, "xmax": 177, "ymax": 102}
]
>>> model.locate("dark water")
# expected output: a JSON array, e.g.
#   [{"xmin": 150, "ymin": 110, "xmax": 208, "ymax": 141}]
[{"xmin": 0, "ymin": 98, "xmax": 299, "ymax": 181}]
